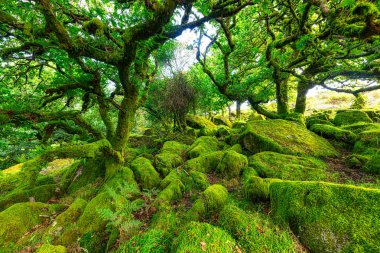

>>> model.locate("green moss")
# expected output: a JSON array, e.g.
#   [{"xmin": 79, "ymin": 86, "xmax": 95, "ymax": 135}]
[
  {"xmin": 36, "ymin": 244, "xmax": 67, "ymax": 253},
  {"xmin": 157, "ymin": 179, "xmax": 185, "ymax": 203},
  {"xmin": 244, "ymin": 176, "xmax": 281, "ymax": 201},
  {"xmin": 364, "ymin": 154, "xmax": 380, "ymax": 174},
  {"xmin": 155, "ymin": 152, "xmax": 182, "ymax": 177},
  {"xmin": 131, "ymin": 157, "xmax": 161, "ymax": 190},
  {"xmin": 240, "ymin": 120, "xmax": 337, "ymax": 157},
  {"xmin": 310, "ymin": 124, "xmax": 357, "ymax": 144},
  {"xmin": 0, "ymin": 202, "xmax": 62, "ymax": 247},
  {"xmin": 0, "ymin": 184, "xmax": 59, "ymax": 211},
  {"xmin": 270, "ymin": 181, "xmax": 380, "ymax": 252},
  {"xmin": 284, "ymin": 112, "xmax": 306, "ymax": 126},
  {"xmin": 307, "ymin": 118, "xmax": 334, "ymax": 128},
  {"xmin": 187, "ymin": 136, "xmax": 220, "ymax": 159},
  {"xmin": 216, "ymin": 150, "xmax": 248, "ymax": 179},
  {"xmin": 215, "ymin": 125, "xmax": 231, "ymax": 138},
  {"xmin": 102, "ymin": 167, "xmax": 139, "ymax": 196},
  {"xmin": 173, "ymin": 222, "xmax": 238, "ymax": 253},
  {"xmin": 241, "ymin": 167, "xmax": 259, "ymax": 183},
  {"xmin": 345, "ymin": 154, "xmax": 369, "ymax": 169},
  {"xmin": 43, "ymin": 198, "xmax": 88, "ymax": 243},
  {"xmin": 150, "ymin": 203, "xmax": 178, "ymax": 231},
  {"xmin": 341, "ymin": 122, "xmax": 380, "ymax": 134},
  {"xmin": 185, "ymin": 151, "xmax": 225, "ymax": 173},
  {"xmin": 228, "ymin": 143, "xmax": 243, "ymax": 153},
  {"xmin": 212, "ymin": 115, "xmax": 232, "ymax": 127},
  {"xmin": 333, "ymin": 110, "xmax": 373, "ymax": 126},
  {"xmin": 117, "ymin": 229, "xmax": 170, "ymax": 253},
  {"xmin": 219, "ymin": 205, "xmax": 297, "ymax": 252},
  {"xmin": 232, "ymin": 120, "xmax": 246, "ymax": 129},
  {"xmin": 188, "ymin": 170, "xmax": 210, "ymax": 191},
  {"xmin": 186, "ymin": 115, "xmax": 217, "ymax": 136},
  {"xmin": 248, "ymin": 152, "xmax": 332, "ymax": 181},
  {"xmin": 202, "ymin": 184, "xmax": 229, "ymax": 211}
]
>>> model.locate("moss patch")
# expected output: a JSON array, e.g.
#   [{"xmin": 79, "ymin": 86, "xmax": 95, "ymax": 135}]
[
  {"xmin": 248, "ymin": 151, "xmax": 333, "ymax": 181},
  {"xmin": 310, "ymin": 124, "xmax": 357, "ymax": 144},
  {"xmin": 131, "ymin": 157, "xmax": 161, "ymax": 190},
  {"xmin": 173, "ymin": 222, "xmax": 239, "ymax": 253},
  {"xmin": 187, "ymin": 136, "xmax": 220, "ymax": 159},
  {"xmin": 0, "ymin": 202, "xmax": 62, "ymax": 247},
  {"xmin": 270, "ymin": 181, "xmax": 380, "ymax": 252},
  {"xmin": 185, "ymin": 151, "xmax": 225, "ymax": 173},
  {"xmin": 333, "ymin": 110, "xmax": 373, "ymax": 126},
  {"xmin": 216, "ymin": 150, "xmax": 248, "ymax": 179},
  {"xmin": 240, "ymin": 120, "xmax": 337, "ymax": 157},
  {"xmin": 186, "ymin": 115, "xmax": 217, "ymax": 136},
  {"xmin": 36, "ymin": 244, "xmax": 67, "ymax": 253},
  {"xmin": 219, "ymin": 205, "xmax": 297, "ymax": 252},
  {"xmin": 155, "ymin": 141, "xmax": 187, "ymax": 176}
]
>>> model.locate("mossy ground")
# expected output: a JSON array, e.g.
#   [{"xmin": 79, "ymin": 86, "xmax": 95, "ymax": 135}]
[{"xmin": 1, "ymin": 116, "xmax": 380, "ymax": 252}]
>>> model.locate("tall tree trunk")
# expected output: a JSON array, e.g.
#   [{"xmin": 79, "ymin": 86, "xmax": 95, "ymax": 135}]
[
  {"xmin": 274, "ymin": 70, "xmax": 289, "ymax": 115},
  {"xmin": 228, "ymin": 106, "xmax": 232, "ymax": 121},
  {"xmin": 295, "ymin": 81, "xmax": 312, "ymax": 114},
  {"xmin": 236, "ymin": 100, "xmax": 242, "ymax": 119}
]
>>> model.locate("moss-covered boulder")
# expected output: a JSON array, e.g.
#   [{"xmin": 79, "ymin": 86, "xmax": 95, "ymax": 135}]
[
  {"xmin": 310, "ymin": 124, "xmax": 357, "ymax": 144},
  {"xmin": 155, "ymin": 141, "xmax": 187, "ymax": 176},
  {"xmin": 0, "ymin": 202, "xmax": 62, "ymax": 247},
  {"xmin": 270, "ymin": 181, "xmax": 380, "ymax": 252},
  {"xmin": 131, "ymin": 157, "xmax": 161, "ymax": 190},
  {"xmin": 219, "ymin": 205, "xmax": 297, "ymax": 252},
  {"xmin": 43, "ymin": 198, "xmax": 88, "ymax": 243},
  {"xmin": 157, "ymin": 171, "xmax": 185, "ymax": 203},
  {"xmin": 187, "ymin": 136, "xmax": 220, "ymax": 159},
  {"xmin": 173, "ymin": 222, "xmax": 238, "ymax": 253},
  {"xmin": 353, "ymin": 129, "xmax": 380, "ymax": 174},
  {"xmin": 185, "ymin": 151, "xmax": 225, "ymax": 173},
  {"xmin": 215, "ymin": 125, "xmax": 231, "ymax": 138},
  {"xmin": 333, "ymin": 110, "xmax": 373, "ymax": 126},
  {"xmin": 212, "ymin": 115, "xmax": 232, "ymax": 127},
  {"xmin": 248, "ymin": 152, "xmax": 332, "ymax": 181},
  {"xmin": 307, "ymin": 118, "xmax": 334, "ymax": 128},
  {"xmin": 341, "ymin": 122, "xmax": 380, "ymax": 134},
  {"xmin": 186, "ymin": 115, "xmax": 217, "ymax": 136},
  {"xmin": 36, "ymin": 244, "xmax": 67, "ymax": 253},
  {"xmin": 216, "ymin": 150, "xmax": 248, "ymax": 179},
  {"xmin": 240, "ymin": 120, "xmax": 337, "ymax": 157},
  {"xmin": 284, "ymin": 112, "xmax": 306, "ymax": 126},
  {"xmin": 244, "ymin": 176, "xmax": 281, "ymax": 201},
  {"xmin": 187, "ymin": 170, "xmax": 210, "ymax": 191},
  {"xmin": 202, "ymin": 184, "xmax": 229, "ymax": 211}
]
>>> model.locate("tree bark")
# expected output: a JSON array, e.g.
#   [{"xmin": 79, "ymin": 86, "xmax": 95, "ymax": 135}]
[
  {"xmin": 295, "ymin": 81, "xmax": 312, "ymax": 114},
  {"xmin": 274, "ymin": 70, "xmax": 290, "ymax": 114},
  {"xmin": 236, "ymin": 100, "xmax": 242, "ymax": 119}
]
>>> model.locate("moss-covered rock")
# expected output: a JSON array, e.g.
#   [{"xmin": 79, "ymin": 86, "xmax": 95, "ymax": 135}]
[
  {"xmin": 248, "ymin": 152, "xmax": 332, "ymax": 181},
  {"xmin": 187, "ymin": 171, "xmax": 210, "ymax": 191},
  {"xmin": 219, "ymin": 205, "xmax": 297, "ymax": 252},
  {"xmin": 202, "ymin": 184, "xmax": 229, "ymax": 211},
  {"xmin": 232, "ymin": 120, "xmax": 246, "ymax": 129},
  {"xmin": 212, "ymin": 115, "xmax": 232, "ymax": 127},
  {"xmin": 157, "ymin": 179, "xmax": 185, "ymax": 203},
  {"xmin": 228, "ymin": 143, "xmax": 243, "ymax": 153},
  {"xmin": 185, "ymin": 151, "xmax": 225, "ymax": 173},
  {"xmin": 333, "ymin": 110, "xmax": 373, "ymax": 126},
  {"xmin": 284, "ymin": 112, "xmax": 306, "ymax": 126},
  {"xmin": 155, "ymin": 141, "xmax": 187, "ymax": 176},
  {"xmin": 43, "ymin": 198, "xmax": 88, "ymax": 243},
  {"xmin": 240, "ymin": 120, "xmax": 337, "ymax": 157},
  {"xmin": 216, "ymin": 150, "xmax": 248, "ymax": 179},
  {"xmin": 36, "ymin": 244, "xmax": 67, "ymax": 253},
  {"xmin": 0, "ymin": 184, "xmax": 60, "ymax": 211},
  {"xmin": 244, "ymin": 176, "xmax": 281, "ymax": 201},
  {"xmin": 0, "ymin": 202, "xmax": 62, "ymax": 247},
  {"xmin": 186, "ymin": 115, "xmax": 217, "ymax": 136},
  {"xmin": 131, "ymin": 157, "xmax": 161, "ymax": 190},
  {"xmin": 341, "ymin": 122, "xmax": 380, "ymax": 134},
  {"xmin": 306, "ymin": 118, "xmax": 334, "ymax": 128},
  {"xmin": 270, "ymin": 181, "xmax": 380, "ymax": 252},
  {"xmin": 173, "ymin": 222, "xmax": 238, "ymax": 253},
  {"xmin": 310, "ymin": 124, "xmax": 357, "ymax": 144},
  {"xmin": 187, "ymin": 136, "xmax": 220, "ymax": 159},
  {"xmin": 215, "ymin": 125, "xmax": 231, "ymax": 138}
]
